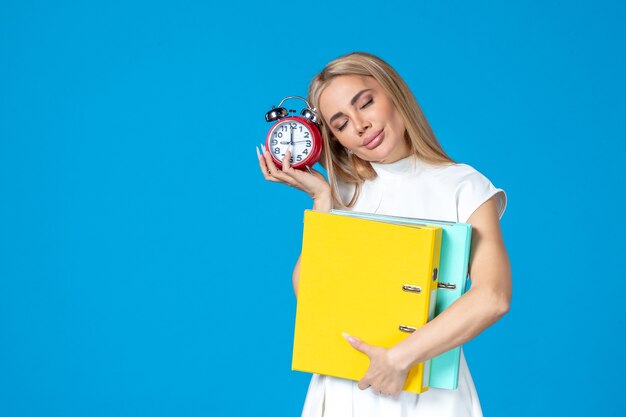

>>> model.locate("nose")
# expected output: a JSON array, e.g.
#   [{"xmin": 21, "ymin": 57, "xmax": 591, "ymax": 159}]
[{"xmin": 354, "ymin": 115, "xmax": 371, "ymax": 136}]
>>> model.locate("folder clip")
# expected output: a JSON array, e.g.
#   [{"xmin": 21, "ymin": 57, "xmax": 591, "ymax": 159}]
[
  {"xmin": 402, "ymin": 285, "xmax": 422, "ymax": 293},
  {"xmin": 437, "ymin": 282, "xmax": 457, "ymax": 290},
  {"xmin": 399, "ymin": 325, "xmax": 417, "ymax": 333}
]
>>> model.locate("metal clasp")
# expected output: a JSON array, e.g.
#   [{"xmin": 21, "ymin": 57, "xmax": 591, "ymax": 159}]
[
  {"xmin": 399, "ymin": 325, "xmax": 417, "ymax": 333},
  {"xmin": 402, "ymin": 285, "xmax": 422, "ymax": 293}
]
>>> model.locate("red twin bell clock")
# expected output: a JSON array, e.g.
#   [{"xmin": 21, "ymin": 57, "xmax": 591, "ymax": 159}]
[{"xmin": 264, "ymin": 96, "xmax": 323, "ymax": 171}]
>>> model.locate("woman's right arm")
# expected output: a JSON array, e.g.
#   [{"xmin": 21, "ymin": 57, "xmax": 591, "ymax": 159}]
[
  {"xmin": 292, "ymin": 195, "xmax": 333, "ymax": 295},
  {"xmin": 292, "ymin": 255, "xmax": 301, "ymax": 296},
  {"xmin": 257, "ymin": 145, "xmax": 332, "ymax": 297}
]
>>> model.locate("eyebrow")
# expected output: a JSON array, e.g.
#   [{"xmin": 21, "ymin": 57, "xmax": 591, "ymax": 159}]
[{"xmin": 328, "ymin": 89, "xmax": 373, "ymax": 124}]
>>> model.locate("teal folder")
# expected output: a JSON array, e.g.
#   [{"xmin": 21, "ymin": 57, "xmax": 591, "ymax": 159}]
[{"xmin": 331, "ymin": 209, "xmax": 472, "ymax": 390}]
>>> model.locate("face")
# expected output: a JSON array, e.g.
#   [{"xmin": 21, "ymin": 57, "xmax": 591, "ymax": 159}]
[{"xmin": 318, "ymin": 75, "xmax": 410, "ymax": 163}]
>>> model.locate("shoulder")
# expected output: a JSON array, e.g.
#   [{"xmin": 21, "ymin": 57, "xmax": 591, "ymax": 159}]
[
  {"xmin": 417, "ymin": 161, "xmax": 491, "ymax": 194},
  {"xmin": 422, "ymin": 162, "xmax": 483, "ymax": 184},
  {"xmin": 423, "ymin": 162, "xmax": 507, "ymax": 223}
]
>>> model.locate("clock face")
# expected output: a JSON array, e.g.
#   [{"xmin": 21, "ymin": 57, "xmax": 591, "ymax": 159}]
[{"xmin": 267, "ymin": 119, "xmax": 316, "ymax": 167}]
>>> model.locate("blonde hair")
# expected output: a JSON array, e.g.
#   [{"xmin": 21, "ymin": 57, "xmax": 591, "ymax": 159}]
[{"xmin": 308, "ymin": 52, "xmax": 454, "ymax": 208}]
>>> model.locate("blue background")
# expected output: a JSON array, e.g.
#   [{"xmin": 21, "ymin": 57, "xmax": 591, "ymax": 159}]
[{"xmin": 1, "ymin": 1, "xmax": 624, "ymax": 416}]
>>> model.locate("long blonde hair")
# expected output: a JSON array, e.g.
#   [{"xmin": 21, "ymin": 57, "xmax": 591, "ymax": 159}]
[{"xmin": 308, "ymin": 52, "xmax": 454, "ymax": 207}]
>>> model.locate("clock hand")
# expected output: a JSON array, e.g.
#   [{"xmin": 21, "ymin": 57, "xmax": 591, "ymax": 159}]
[{"xmin": 279, "ymin": 141, "xmax": 291, "ymax": 145}]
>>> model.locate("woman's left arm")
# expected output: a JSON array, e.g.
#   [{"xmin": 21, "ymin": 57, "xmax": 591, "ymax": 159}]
[{"xmin": 346, "ymin": 195, "xmax": 512, "ymax": 396}]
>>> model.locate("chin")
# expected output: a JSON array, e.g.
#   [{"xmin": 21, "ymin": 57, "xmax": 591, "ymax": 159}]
[{"xmin": 366, "ymin": 145, "xmax": 396, "ymax": 163}]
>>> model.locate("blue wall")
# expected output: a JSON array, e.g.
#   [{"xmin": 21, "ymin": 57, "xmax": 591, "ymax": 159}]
[{"xmin": 1, "ymin": 1, "xmax": 624, "ymax": 416}]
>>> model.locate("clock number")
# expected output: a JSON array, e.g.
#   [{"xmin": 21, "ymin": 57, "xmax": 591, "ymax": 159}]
[
  {"xmin": 303, "ymin": 149, "xmax": 309, "ymax": 155},
  {"xmin": 281, "ymin": 125, "xmax": 288, "ymax": 132},
  {"xmin": 271, "ymin": 139, "xmax": 277, "ymax": 145},
  {"xmin": 277, "ymin": 132, "xmax": 283, "ymax": 138},
  {"xmin": 291, "ymin": 122, "xmax": 297, "ymax": 129},
  {"xmin": 306, "ymin": 140, "xmax": 312, "ymax": 147},
  {"xmin": 273, "ymin": 147, "xmax": 280, "ymax": 154},
  {"xmin": 297, "ymin": 155, "xmax": 302, "ymax": 162},
  {"xmin": 303, "ymin": 132, "xmax": 310, "ymax": 138}
]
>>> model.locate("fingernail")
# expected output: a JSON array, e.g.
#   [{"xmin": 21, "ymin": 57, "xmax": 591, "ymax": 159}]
[
  {"xmin": 261, "ymin": 144, "xmax": 267, "ymax": 153},
  {"xmin": 342, "ymin": 332, "xmax": 356, "ymax": 343},
  {"xmin": 256, "ymin": 146, "xmax": 261, "ymax": 157}
]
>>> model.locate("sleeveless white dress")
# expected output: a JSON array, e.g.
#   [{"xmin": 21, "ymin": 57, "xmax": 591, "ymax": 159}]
[{"xmin": 300, "ymin": 156, "xmax": 507, "ymax": 417}]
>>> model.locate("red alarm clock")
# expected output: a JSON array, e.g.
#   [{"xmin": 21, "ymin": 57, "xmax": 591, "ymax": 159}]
[{"xmin": 265, "ymin": 96, "xmax": 323, "ymax": 170}]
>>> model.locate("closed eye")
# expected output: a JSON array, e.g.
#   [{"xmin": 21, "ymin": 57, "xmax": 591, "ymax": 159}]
[
  {"xmin": 360, "ymin": 98, "xmax": 373, "ymax": 109},
  {"xmin": 337, "ymin": 98, "xmax": 373, "ymax": 132}
]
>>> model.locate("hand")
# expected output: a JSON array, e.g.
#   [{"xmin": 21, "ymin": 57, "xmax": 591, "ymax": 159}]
[
  {"xmin": 257, "ymin": 144, "xmax": 331, "ymax": 205},
  {"xmin": 343, "ymin": 333, "xmax": 411, "ymax": 398}
]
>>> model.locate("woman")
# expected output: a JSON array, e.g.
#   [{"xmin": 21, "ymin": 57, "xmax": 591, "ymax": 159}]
[{"xmin": 257, "ymin": 52, "xmax": 511, "ymax": 417}]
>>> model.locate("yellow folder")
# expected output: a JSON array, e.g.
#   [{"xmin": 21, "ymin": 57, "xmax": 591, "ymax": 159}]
[{"xmin": 292, "ymin": 210, "xmax": 442, "ymax": 394}]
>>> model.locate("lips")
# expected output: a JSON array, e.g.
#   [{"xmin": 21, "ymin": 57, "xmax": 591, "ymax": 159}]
[{"xmin": 363, "ymin": 130, "xmax": 384, "ymax": 150}]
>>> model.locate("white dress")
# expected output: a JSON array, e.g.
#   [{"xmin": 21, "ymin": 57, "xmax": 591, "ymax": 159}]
[{"xmin": 300, "ymin": 156, "xmax": 507, "ymax": 417}]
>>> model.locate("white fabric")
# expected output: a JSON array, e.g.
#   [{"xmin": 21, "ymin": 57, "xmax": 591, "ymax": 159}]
[{"xmin": 300, "ymin": 156, "xmax": 507, "ymax": 417}]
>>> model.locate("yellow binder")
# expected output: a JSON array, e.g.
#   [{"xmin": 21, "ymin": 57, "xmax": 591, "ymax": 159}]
[{"xmin": 292, "ymin": 210, "xmax": 442, "ymax": 394}]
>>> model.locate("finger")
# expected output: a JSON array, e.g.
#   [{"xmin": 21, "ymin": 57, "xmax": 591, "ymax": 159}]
[
  {"xmin": 261, "ymin": 144, "xmax": 291, "ymax": 182},
  {"xmin": 280, "ymin": 149, "xmax": 307, "ymax": 182},
  {"xmin": 257, "ymin": 146, "xmax": 273, "ymax": 177},
  {"xmin": 342, "ymin": 333, "xmax": 373, "ymax": 356},
  {"xmin": 357, "ymin": 377, "xmax": 370, "ymax": 391},
  {"xmin": 262, "ymin": 144, "xmax": 281, "ymax": 176},
  {"xmin": 263, "ymin": 148, "xmax": 306, "ymax": 190},
  {"xmin": 282, "ymin": 147, "xmax": 292, "ymax": 171},
  {"xmin": 275, "ymin": 147, "xmax": 307, "ymax": 185},
  {"xmin": 258, "ymin": 148, "xmax": 282, "ymax": 182}
]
